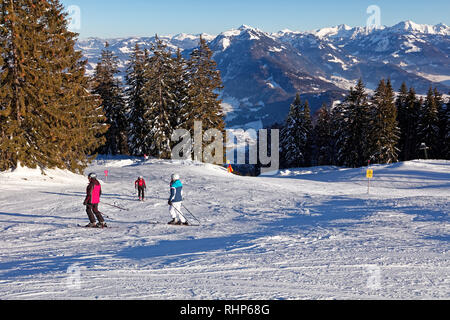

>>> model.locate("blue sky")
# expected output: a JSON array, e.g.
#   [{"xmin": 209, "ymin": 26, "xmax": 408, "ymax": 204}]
[{"xmin": 60, "ymin": 0, "xmax": 450, "ymax": 38}]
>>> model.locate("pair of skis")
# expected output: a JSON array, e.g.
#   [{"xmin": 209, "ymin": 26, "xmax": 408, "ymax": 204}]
[
  {"xmin": 77, "ymin": 224, "xmax": 114, "ymax": 229},
  {"xmin": 77, "ymin": 221, "xmax": 200, "ymax": 228},
  {"xmin": 149, "ymin": 221, "xmax": 200, "ymax": 227}
]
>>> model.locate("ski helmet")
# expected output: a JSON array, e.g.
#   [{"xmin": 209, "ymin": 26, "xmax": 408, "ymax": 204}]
[
  {"xmin": 171, "ymin": 174, "xmax": 180, "ymax": 181},
  {"xmin": 88, "ymin": 173, "xmax": 97, "ymax": 179}
]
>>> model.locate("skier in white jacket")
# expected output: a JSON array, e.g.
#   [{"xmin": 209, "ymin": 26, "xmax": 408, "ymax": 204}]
[{"xmin": 168, "ymin": 174, "xmax": 188, "ymax": 225}]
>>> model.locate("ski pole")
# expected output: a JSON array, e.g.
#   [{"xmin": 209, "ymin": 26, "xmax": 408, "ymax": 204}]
[
  {"xmin": 181, "ymin": 204, "xmax": 201, "ymax": 224},
  {"xmin": 101, "ymin": 213, "xmax": 112, "ymax": 220},
  {"xmin": 101, "ymin": 201, "xmax": 129, "ymax": 211}
]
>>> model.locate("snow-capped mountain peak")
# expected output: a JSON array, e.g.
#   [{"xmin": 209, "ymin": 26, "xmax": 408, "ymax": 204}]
[
  {"xmin": 171, "ymin": 33, "xmax": 200, "ymax": 41},
  {"xmin": 214, "ymin": 25, "xmax": 272, "ymax": 48},
  {"xmin": 390, "ymin": 20, "xmax": 450, "ymax": 35},
  {"xmin": 309, "ymin": 24, "xmax": 358, "ymax": 39},
  {"xmin": 226, "ymin": 25, "xmax": 266, "ymax": 39},
  {"xmin": 238, "ymin": 24, "xmax": 257, "ymax": 31},
  {"xmin": 281, "ymin": 20, "xmax": 450, "ymax": 39}
]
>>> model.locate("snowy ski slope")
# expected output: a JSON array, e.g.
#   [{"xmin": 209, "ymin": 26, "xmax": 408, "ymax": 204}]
[{"xmin": 0, "ymin": 157, "xmax": 448, "ymax": 299}]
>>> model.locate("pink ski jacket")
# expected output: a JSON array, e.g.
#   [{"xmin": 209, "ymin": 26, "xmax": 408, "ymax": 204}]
[{"xmin": 85, "ymin": 179, "xmax": 102, "ymax": 205}]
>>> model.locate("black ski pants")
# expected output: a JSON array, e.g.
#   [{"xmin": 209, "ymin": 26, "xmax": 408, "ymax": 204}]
[
  {"xmin": 86, "ymin": 203, "xmax": 104, "ymax": 224},
  {"xmin": 138, "ymin": 186, "xmax": 145, "ymax": 200}
]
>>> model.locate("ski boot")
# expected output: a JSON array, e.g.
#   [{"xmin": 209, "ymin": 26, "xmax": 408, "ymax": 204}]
[
  {"xmin": 85, "ymin": 222, "xmax": 97, "ymax": 228},
  {"xmin": 97, "ymin": 222, "xmax": 108, "ymax": 229}
]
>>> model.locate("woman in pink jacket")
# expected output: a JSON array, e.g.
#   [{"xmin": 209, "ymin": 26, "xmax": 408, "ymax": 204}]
[{"xmin": 83, "ymin": 173, "xmax": 107, "ymax": 228}]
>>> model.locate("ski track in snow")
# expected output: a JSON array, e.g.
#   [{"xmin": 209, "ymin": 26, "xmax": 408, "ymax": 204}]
[{"xmin": 0, "ymin": 158, "xmax": 449, "ymax": 300}]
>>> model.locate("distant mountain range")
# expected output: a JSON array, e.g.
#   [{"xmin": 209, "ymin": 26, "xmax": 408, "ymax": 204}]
[{"xmin": 76, "ymin": 21, "xmax": 450, "ymax": 128}]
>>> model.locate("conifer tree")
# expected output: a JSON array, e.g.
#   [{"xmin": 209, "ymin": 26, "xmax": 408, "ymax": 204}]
[
  {"xmin": 369, "ymin": 79, "xmax": 399, "ymax": 164},
  {"xmin": 0, "ymin": 0, "xmax": 47, "ymax": 170},
  {"xmin": 280, "ymin": 94, "xmax": 313, "ymax": 168},
  {"xmin": 398, "ymin": 87, "xmax": 422, "ymax": 161},
  {"xmin": 170, "ymin": 48, "xmax": 190, "ymax": 132},
  {"xmin": 314, "ymin": 104, "xmax": 334, "ymax": 166},
  {"xmin": 435, "ymin": 89, "xmax": 448, "ymax": 159},
  {"xmin": 396, "ymin": 82, "xmax": 409, "ymax": 161},
  {"xmin": 0, "ymin": 0, "xmax": 106, "ymax": 173},
  {"xmin": 126, "ymin": 44, "xmax": 148, "ymax": 156},
  {"xmin": 44, "ymin": 0, "xmax": 107, "ymax": 171},
  {"xmin": 187, "ymin": 36, "xmax": 225, "ymax": 161},
  {"xmin": 0, "ymin": 8, "xmax": 8, "ymax": 168},
  {"xmin": 280, "ymin": 94, "xmax": 302, "ymax": 168},
  {"xmin": 443, "ymin": 95, "xmax": 450, "ymax": 159},
  {"xmin": 92, "ymin": 42, "xmax": 128, "ymax": 155},
  {"xmin": 396, "ymin": 82, "xmax": 424, "ymax": 161},
  {"xmin": 301, "ymin": 100, "xmax": 313, "ymax": 167},
  {"xmin": 334, "ymin": 79, "xmax": 371, "ymax": 168},
  {"xmin": 167, "ymin": 48, "xmax": 193, "ymax": 158},
  {"xmin": 417, "ymin": 87, "xmax": 440, "ymax": 159},
  {"xmin": 140, "ymin": 36, "xmax": 175, "ymax": 159}
]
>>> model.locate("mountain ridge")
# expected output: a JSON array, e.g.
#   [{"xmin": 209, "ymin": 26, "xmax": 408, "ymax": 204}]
[{"xmin": 76, "ymin": 20, "xmax": 450, "ymax": 128}]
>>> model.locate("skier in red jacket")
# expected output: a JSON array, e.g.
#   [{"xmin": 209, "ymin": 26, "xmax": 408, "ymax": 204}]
[
  {"xmin": 135, "ymin": 176, "xmax": 147, "ymax": 201},
  {"xmin": 83, "ymin": 173, "xmax": 107, "ymax": 228}
]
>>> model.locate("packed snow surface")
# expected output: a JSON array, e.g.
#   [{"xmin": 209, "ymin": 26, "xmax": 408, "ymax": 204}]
[{"xmin": 0, "ymin": 158, "xmax": 448, "ymax": 300}]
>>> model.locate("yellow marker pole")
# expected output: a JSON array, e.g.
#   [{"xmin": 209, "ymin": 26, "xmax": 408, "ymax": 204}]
[{"xmin": 366, "ymin": 169, "xmax": 374, "ymax": 194}]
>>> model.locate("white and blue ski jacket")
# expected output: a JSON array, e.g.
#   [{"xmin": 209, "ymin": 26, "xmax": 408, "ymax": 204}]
[{"xmin": 169, "ymin": 180, "xmax": 183, "ymax": 203}]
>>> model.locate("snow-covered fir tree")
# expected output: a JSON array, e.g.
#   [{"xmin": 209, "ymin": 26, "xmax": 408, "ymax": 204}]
[
  {"xmin": 168, "ymin": 48, "xmax": 192, "ymax": 155},
  {"xmin": 417, "ymin": 88, "xmax": 440, "ymax": 159},
  {"xmin": 368, "ymin": 79, "xmax": 399, "ymax": 164},
  {"xmin": 170, "ymin": 49, "xmax": 191, "ymax": 133},
  {"xmin": 333, "ymin": 79, "xmax": 371, "ymax": 168},
  {"xmin": 123, "ymin": 36, "xmax": 225, "ymax": 162},
  {"xmin": 92, "ymin": 42, "xmax": 128, "ymax": 155},
  {"xmin": 280, "ymin": 94, "xmax": 302, "ymax": 168},
  {"xmin": 280, "ymin": 93, "xmax": 313, "ymax": 168},
  {"xmin": 141, "ymin": 36, "xmax": 176, "ymax": 159},
  {"xmin": 435, "ymin": 89, "xmax": 449, "ymax": 159},
  {"xmin": 396, "ymin": 82, "xmax": 409, "ymax": 161},
  {"xmin": 397, "ymin": 83, "xmax": 413, "ymax": 161},
  {"xmin": 187, "ymin": 36, "xmax": 225, "ymax": 161},
  {"xmin": 125, "ymin": 44, "xmax": 148, "ymax": 156},
  {"xmin": 313, "ymin": 104, "xmax": 334, "ymax": 166},
  {"xmin": 277, "ymin": 80, "xmax": 448, "ymax": 169},
  {"xmin": 443, "ymin": 95, "xmax": 450, "ymax": 159},
  {"xmin": 398, "ymin": 86, "xmax": 422, "ymax": 161}
]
